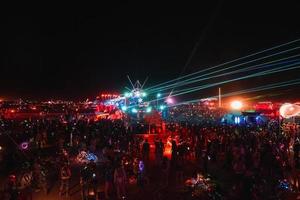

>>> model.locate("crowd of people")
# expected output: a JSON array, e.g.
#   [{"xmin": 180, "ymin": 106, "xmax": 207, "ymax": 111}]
[
  {"xmin": 0, "ymin": 114, "xmax": 168, "ymax": 199},
  {"xmin": 166, "ymin": 103, "xmax": 226, "ymax": 125},
  {"xmin": 0, "ymin": 104, "xmax": 300, "ymax": 199}
]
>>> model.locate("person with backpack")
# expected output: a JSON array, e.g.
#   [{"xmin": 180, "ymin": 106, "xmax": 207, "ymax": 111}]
[
  {"xmin": 104, "ymin": 161, "xmax": 114, "ymax": 199},
  {"xmin": 59, "ymin": 162, "xmax": 71, "ymax": 197},
  {"xmin": 155, "ymin": 139, "xmax": 160, "ymax": 166},
  {"xmin": 80, "ymin": 164, "xmax": 90, "ymax": 200},
  {"xmin": 157, "ymin": 139, "xmax": 164, "ymax": 166},
  {"xmin": 142, "ymin": 139, "xmax": 150, "ymax": 163},
  {"xmin": 161, "ymin": 157, "xmax": 170, "ymax": 186},
  {"xmin": 114, "ymin": 164, "xmax": 127, "ymax": 199},
  {"xmin": 79, "ymin": 162, "xmax": 98, "ymax": 200},
  {"xmin": 137, "ymin": 160, "xmax": 148, "ymax": 189},
  {"xmin": 175, "ymin": 155, "xmax": 184, "ymax": 184}
]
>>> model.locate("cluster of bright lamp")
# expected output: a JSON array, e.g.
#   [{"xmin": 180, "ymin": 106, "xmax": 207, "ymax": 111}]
[{"xmin": 230, "ymin": 100, "xmax": 243, "ymax": 110}]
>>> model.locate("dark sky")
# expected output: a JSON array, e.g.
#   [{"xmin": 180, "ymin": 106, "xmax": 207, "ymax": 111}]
[{"xmin": 1, "ymin": 1, "xmax": 300, "ymax": 101}]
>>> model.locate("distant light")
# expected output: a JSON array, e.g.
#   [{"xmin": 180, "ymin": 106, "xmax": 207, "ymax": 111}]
[
  {"xmin": 230, "ymin": 100, "xmax": 243, "ymax": 110},
  {"xmin": 139, "ymin": 161, "xmax": 145, "ymax": 171},
  {"xmin": 138, "ymin": 98, "xmax": 143, "ymax": 103},
  {"xmin": 0, "ymin": 146, "xmax": 2, "ymax": 150},
  {"xmin": 166, "ymin": 97, "xmax": 174, "ymax": 104},
  {"xmin": 21, "ymin": 142, "xmax": 29, "ymax": 150},
  {"xmin": 86, "ymin": 153, "xmax": 98, "ymax": 162},
  {"xmin": 234, "ymin": 116, "xmax": 241, "ymax": 124},
  {"xmin": 124, "ymin": 92, "xmax": 131, "ymax": 97},
  {"xmin": 121, "ymin": 106, "xmax": 127, "ymax": 111},
  {"xmin": 146, "ymin": 107, "xmax": 152, "ymax": 113},
  {"xmin": 159, "ymin": 105, "xmax": 165, "ymax": 110},
  {"xmin": 135, "ymin": 91, "xmax": 141, "ymax": 97},
  {"xmin": 132, "ymin": 108, "xmax": 138, "ymax": 113},
  {"xmin": 157, "ymin": 93, "xmax": 161, "ymax": 98},
  {"xmin": 142, "ymin": 92, "xmax": 147, "ymax": 97}
]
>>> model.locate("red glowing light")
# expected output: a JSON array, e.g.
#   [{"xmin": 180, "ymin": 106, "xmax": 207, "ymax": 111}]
[{"xmin": 9, "ymin": 174, "xmax": 16, "ymax": 182}]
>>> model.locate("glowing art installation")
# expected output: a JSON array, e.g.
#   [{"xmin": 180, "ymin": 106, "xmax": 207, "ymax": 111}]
[
  {"xmin": 279, "ymin": 103, "xmax": 300, "ymax": 118},
  {"xmin": 76, "ymin": 151, "xmax": 98, "ymax": 164},
  {"xmin": 20, "ymin": 142, "xmax": 29, "ymax": 150}
]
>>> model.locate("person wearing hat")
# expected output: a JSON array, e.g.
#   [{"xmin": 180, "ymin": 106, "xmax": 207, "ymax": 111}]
[{"xmin": 59, "ymin": 162, "xmax": 71, "ymax": 197}]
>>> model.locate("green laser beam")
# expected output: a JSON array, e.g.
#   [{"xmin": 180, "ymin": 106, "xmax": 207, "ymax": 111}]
[{"xmin": 147, "ymin": 39, "xmax": 300, "ymax": 91}]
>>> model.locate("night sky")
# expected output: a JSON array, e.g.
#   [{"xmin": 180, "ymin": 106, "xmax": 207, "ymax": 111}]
[{"xmin": 1, "ymin": 2, "xmax": 300, "ymax": 101}]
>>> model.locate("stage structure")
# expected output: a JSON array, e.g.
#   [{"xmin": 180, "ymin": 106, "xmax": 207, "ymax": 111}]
[
  {"xmin": 98, "ymin": 76, "xmax": 167, "ymax": 121},
  {"xmin": 221, "ymin": 110, "xmax": 268, "ymax": 126}
]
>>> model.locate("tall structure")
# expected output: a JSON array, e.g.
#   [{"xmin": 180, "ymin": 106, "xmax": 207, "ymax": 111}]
[{"xmin": 218, "ymin": 87, "xmax": 222, "ymax": 108}]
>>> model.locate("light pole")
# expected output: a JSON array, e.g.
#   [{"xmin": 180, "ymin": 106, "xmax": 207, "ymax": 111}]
[{"xmin": 218, "ymin": 87, "xmax": 222, "ymax": 108}]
